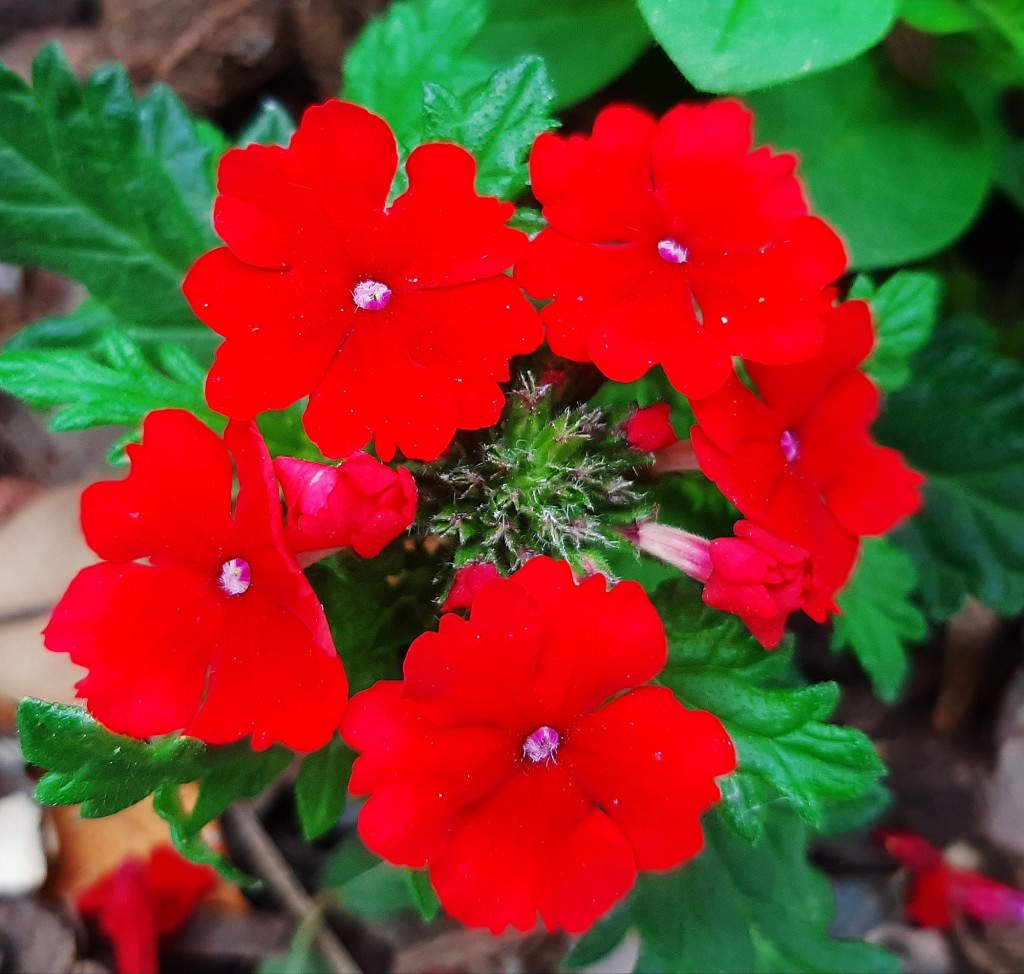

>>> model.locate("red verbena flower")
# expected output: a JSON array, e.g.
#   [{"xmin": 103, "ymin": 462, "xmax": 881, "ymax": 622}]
[
  {"xmin": 440, "ymin": 560, "xmax": 502, "ymax": 612},
  {"xmin": 184, "ymin": 100, "xmax": 542, "ymax": 462},
  {"xmin": 274, "ymin": 453, "xmax": 417, "ymax": 560},
  {"xmin": 515, "ymin": 99, "xmax": 847, "ymax": 399},
  {"xmin": 44, "ymin": 409, "xmax": 347, "ymax": 752},
  {"xmin": 691, "ymin": 300, "xmax": 924, "ymax": 597},
  {"xmin": 622, "ymin": 402, "xmax": 678, "ymax": 452},
  {"xmin": 342, "ymin": 556, "xmax": 736, "ymax": 934},
  {"xmin": 78, "ymin": 845, "xmax": 217, "ymax": 974}
]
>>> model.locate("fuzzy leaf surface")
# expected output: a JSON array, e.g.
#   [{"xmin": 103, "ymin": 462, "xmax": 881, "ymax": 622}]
[
  {"xmin": 568, "ymin": 811, "xmax": 899, "ymax": 974},
  {"xmin": 0, "ymin": 45, "xmax": 216, "ymax": 328},
  {"xmin": 637, "ymin": 0, "xmax": 896, "ymax": 93},
  {"xmin": 748, "ymin": 54, "xmax": 992, "ymax": 268},
  {"xmin": 468, "ymin": 0, "xmax": 651, "ymax": 108},
  {"xmin": 850, "ymin": 271, "xmax": 942, "ymax": 392},
  {"xmin": 653, "ymin": 582, "xmax": 885, "ymax": 841},
  {"xmin": 878, "ymin": 316, "xmax": 1024, "ymax": 618},
  {"xmin": 831, "ymin": 537, "xmax": 927, "ymax": 702},
  {"xmin": 423, "ymin": 55, "xmax": 557, "ymax": 199}
]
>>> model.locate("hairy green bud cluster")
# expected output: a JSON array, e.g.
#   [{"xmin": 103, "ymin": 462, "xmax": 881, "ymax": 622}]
[{"xmin": 431, "ymin": 381, "xmax": 655, "ymax": 575}]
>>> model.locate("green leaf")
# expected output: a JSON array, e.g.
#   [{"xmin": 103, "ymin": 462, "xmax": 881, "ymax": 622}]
[
  {"xmin": 637, "ymin": 0, "xmax": 897, "ymax": 93},
  {"xmin": 0, "ymin": 45, "xmax": 217, "ymax": 329},
  {"xmin": 342, "ymin": 0, "xmax": 491, "ymax": 150},
  {"xmin": 238, "ymin": 98, "xmax": 296, "ymax": 147},
  {"xmin": 748, "ymin": 54, "xmax": 993, "ymax": 268},
  {"xmin": 154, "ymin": 742, "xmax": 291, "ymax": 885},
  {"xmin": 405, "ymin": 869, "xmax": 441, "ymax": 922},
  {"xmin": 571, "ymin": 810, "xmax": 899, "ymax": 974},
  {"xmin": 0, "ymin": 329, "xmax": 219, "ymax": 455},
  {"xmin": 849, "ymin": 271, "xmax": 942, "ymax": 392},
  {"xmin": 469, "ymin": 0, "xmax": 651, "ymax": 109},
  {"xmin": 831, "ymin": 537, "xmax": 927, "ymax": 702},
  {"xmin": 899, "ymin": 0, "xmax": 976, "ymax": 33},
  {"xmin": 295, "ymin": 735, "xmax": 354, "ymax": 841},
  {"xmin": 877, "ymin": 316, "xmax": 1024, "ymax": 619},
  {"xmin": 653, "ymin": 582, "xmax": 885, "ymax": 841},
  {"xmin": 322, "ymin": 835, "xmax": 422, "ymax": 917},
  {"xmin": 423, "ymin": 55, "xmax": 557, "ymax": 199},
  {"xmin": 17, "ymin": 699, "xmax": 205, "ymax": 818}
]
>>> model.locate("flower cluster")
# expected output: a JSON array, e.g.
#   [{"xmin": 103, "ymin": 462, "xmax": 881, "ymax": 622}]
[{"xmin": 42, "ymin": 93, "xmax": 924, "ymax": 935}]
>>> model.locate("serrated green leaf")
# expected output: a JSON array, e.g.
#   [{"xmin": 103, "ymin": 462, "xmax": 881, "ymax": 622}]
[
  {"xmin": 469, "ymin": 0, "xmax": 651, "ymax": 109},
  {"xmin": 653, "ymin": 582, "xmax": 884, "ymax": 841},
  {"xmin": 0, "ymin": 328, "xmax": 218, "ymax": 451},
  {"xmin": 571, "ymin": 811, "xmax": 898, "ymax": 974},
  {"xmin": 423, "ymin": 55, "xmax": 557, "ymax": 199},
  {"xmin": 342, "ymin": 0, "xmax": 491, "ymax": 150},
  {"xmin": 637, "ymin": 0, "xmax": 897, "ymax": 93},
  {"xmin": 877, "ymin": 316, "xmax": 1024, "ymax": 619},
  {"xmin": 850, "ymin": 271, "xmax": 942, "ymax": 392},
  {"xmin": 238, "ymin": 99, "xmax": 296, "ymax": 147},
  {"xmin": 295, "ymin": 735, "xmax": 354, "ymax": 841},
  {"xmin": 748, "ymin": 54, "xmax": 993, "ymax": 269},
  {"xmin": 0, "ymin": 45, "xmax": 216, "ymax": 329},
  {"xmin": 405, "ymin": 869, "xmax": 441, "ymax": 922},
  {"xmin": 831, "ymin": 537, "xmax": 927, "ymax": 702},
  {"xmin": 17, "ymin": 699, "xmax": 205, "ymax": 818}
]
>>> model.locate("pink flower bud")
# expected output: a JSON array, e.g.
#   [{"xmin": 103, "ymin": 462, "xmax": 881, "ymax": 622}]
[
  {"xmin": 274, "ymin": 453, "xmax": 417, "ymax": 559},
  {"xmin": 622, "ymin": 403, "xmax": 678, "ymax": 452},
  {"xmin": 441, "ymin": 561, "xmax": 502, "ymax": 612}
]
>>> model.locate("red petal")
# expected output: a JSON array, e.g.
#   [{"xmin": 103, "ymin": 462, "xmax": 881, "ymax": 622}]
[
  {"xmin": 45, "ymin": 562, "xmax": 215, "ymax": 738},
  {"xmin": 147, "ymin": 846, "xmax": 217, "ymax": 934},
  {"xmin": 430, "ymin": 763, "xmax": 636, "ymax": 934},
  {"xmin": 81, "ymin": 410, "xmax": 233, "ymax": 567},
  {"xmin": 825, "ymin": 443, "xmax": 924, "ymax": 536},
  {"xmin": 566, "ymin": 685, "xmax": 735, "ymax": 869}
]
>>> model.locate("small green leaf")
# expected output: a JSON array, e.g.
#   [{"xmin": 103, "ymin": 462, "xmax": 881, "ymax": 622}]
[
  {"xmin": 850, "ymin": 271, "xmax": 942, "ymax": 392},
  {"xmin": 17, "ymin": 699, "xmax": 204, "ymax": 818},
  {"xmin": 322, "ymin": 835, "xmax": 422, "ymax": 917},
  {"xmin": 0, "ymin": 328, "xmax": 219, "ymax": 454},
  {"xmin": 637, "ymin": 0, "xmax": 897, "ymax": 93},
  {"xmin": 238, "ymin": 99, "xmax": 296, "ymax": 147},
  {"xmin": 877, "ymin": 316, "xmax": 1024, "ymax": 618},
  {"xmin": 899, "ymin": 0, "xmax": 977, "ymax": 33},
  {"xmin": 0, "ymin": 45, "xmax": 217, "ymax": 329},
  {"xmin": 295, "ymin": 735, "xmax": 354, "ymax": 841},
  {"xmin": 342, "ymin": 0, "xmax": 490, "ymax": 150},
  {"xmin": 469, "ymin": 0, "xmax": 651, "ymax": 109},
  {"xmin": 561, "ymin": 905, "xmax": 631, "ymax": 969},
  {"xmin": 831, "ymin": 537, "xmax": 927, "ymax": 702},
  {"xmin": 423, "ymin": 55, "xmax": 557, "ymax": 199},
  {"xmin": 748, "ymin": 54, "xmax": 993, "ymax": 269},
  {"xmin": 653, "ymin": 582, "xmax": 885, "ymax": 841},
  {"xmin": 572, "ymin": 810, "xmax": 899, "ymax": 973},
  {"xmin": 405, "ymin": 870, "xmax": 441, "ymax": 922}
]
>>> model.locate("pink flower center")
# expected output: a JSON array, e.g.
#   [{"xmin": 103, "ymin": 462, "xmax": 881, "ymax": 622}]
[
  {"xmin": 523, "ymin": 725, "xmax": 560, "ymax": 764},
  {"xmin": 352, "ymin": 279, "xmax": 392, "ymax": 311},
  {"xmin": 218, "ymin": 557, "xmax": 252, "ymax": 597},
  {"xmin": 657, "ymin": 238, "xmax": 689, "ymax": 264},
  {"xmin": 780, "ymin": 430, "xmax": 799, "ymax": 463}
]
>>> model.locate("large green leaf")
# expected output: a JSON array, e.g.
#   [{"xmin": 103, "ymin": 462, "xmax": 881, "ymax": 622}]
[
  {"xmin": 423, "ymin": 55, "xmax": 557, "ymax": 199},
  {"xmin": 653, "ymin": 582, "xmax": 884, "ymax": 842},
  {"xmin": 566, "ymin": 811, "xmax": 899, "ymax": 974},
  {"xmin": 469, "ymin": 0, "xmax": 651, "ymax": 109},
  {"xmin": 877, "ymin": 317, "xmax": 1024, "ymax": 619},
  {"xmin": 850, "ymin": 271, "xmax": 942, "ymax": 392},
  {"xmin": 831, "ymin": 537, "xmax": 928, "ymax": 702},
  {"xmin": 748, "ymin": 54, "xmax": 993, "ymax": 268},
  {"xmin": 0, "ymin": 45, "xmax": 216, "ymax": 329},
  {"xmin": 637, "ymin": 0, "xmax": 897, "ymax": 93}
]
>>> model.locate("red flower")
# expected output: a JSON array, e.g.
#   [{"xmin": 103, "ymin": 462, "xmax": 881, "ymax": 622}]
[
  {"xmin": 691, "ymin": 300, "xmax": 923, "ymax": 597},
  {"xmin": 274, "ymin": 453, "xmax": 417, "ymax": 560},
  {"xmin": 515, "ymin": 99, "xmax": 847, "ymax": 399},
  {"xmin": 44, "ymin": 409, "xmax": 347, "ymax": 752},
  {"xmin": 440, "ymin": 561, "xmax": 502, "ymax": 612},
  {"xmin": 622, "ymin": 402, "xmax": 678, "ymax": 452},
  {"xmin": 78, "ymin": 845, "xmax": 217, "ymax": 974},
  {"xmin": 342, "ymin": 557, "xmax": 735, "ymax": 934},
  {"xmin": 882, "ymin": 830, "xmax": 1024, "ymax": 928},
  {"xmin": 184, "ymin": 100, "xmax": 542, "ymax": 462}
]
